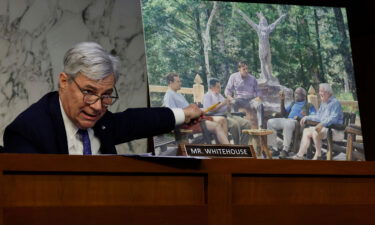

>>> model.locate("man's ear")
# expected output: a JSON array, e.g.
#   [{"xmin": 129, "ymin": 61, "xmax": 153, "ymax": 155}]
[{"xmin": 59, "ymin": 72, "xmax": 69, "ymax": 90}]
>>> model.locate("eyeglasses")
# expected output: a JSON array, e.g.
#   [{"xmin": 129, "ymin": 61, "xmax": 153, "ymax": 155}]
[{"xmin": 72, "ymin": 79, "xmax": 119, "ymax": 107}]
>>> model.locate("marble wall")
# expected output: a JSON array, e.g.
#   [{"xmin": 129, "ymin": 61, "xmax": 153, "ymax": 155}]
[{"xmin": 0, "ymin": 0, "xmax": 149, "ymax": 153}]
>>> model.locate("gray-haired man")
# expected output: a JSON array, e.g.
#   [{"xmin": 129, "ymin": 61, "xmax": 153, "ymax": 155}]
[
  {"xmin": 292, "ymin": 83, "xmax": 343, "ymax": 160},
  {"xmin": 4, "ymin": 42, "xmax": 202, "ymax": 154}
]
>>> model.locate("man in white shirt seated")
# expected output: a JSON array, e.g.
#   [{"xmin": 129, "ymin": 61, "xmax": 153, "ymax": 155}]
[{"xmin": 203, "ymin": 78, "xmax": 250, "ymax": 145}]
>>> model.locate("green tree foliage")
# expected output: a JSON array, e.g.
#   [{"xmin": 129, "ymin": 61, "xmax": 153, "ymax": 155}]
[{"xmin": 142, "ymin": 0, "xmax": 356, "ymax": 103}]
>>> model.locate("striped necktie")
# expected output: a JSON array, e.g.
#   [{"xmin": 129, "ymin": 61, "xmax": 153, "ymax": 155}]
[{"xmin": 78, "ymin": 129, "xmax": 92, "ymax": 155}]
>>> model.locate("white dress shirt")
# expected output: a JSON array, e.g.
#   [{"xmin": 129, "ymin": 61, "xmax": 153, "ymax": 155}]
[{"xmin": 59, "ymin": 99, "xmax": 101, "ymax": 155}]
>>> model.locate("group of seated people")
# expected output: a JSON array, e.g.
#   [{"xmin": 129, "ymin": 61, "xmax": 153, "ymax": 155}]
[
  {"xmin": 162, "ymin": 61, "xmax": 347, "ymax": 160},
  {"xmin": 267, "ymin": 83, "xmax": 344, "ymax": 160},
  {"xmin": 163, "ymin": 73, "xmax": 231, "ymax": 144}
]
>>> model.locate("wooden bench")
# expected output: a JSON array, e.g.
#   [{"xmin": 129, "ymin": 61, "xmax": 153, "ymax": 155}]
[{"xmin": 345, "ymin": 124, "xmax": 365, "ymax": 161}]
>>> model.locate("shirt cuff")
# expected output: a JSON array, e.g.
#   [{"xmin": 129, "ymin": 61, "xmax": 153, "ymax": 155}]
[{"xmin": 171, "ymin": 108, "xmax": 185, "ymax": 125}]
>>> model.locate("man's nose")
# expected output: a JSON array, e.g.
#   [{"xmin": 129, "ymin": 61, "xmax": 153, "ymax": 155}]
[{"xmin": 90, "ymin": 99, "xmax": 103, "ymax": 112}]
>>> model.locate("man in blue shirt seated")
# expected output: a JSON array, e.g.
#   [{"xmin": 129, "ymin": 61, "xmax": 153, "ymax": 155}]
[
  {"xmin": 292, "ymin": 83, "xmax": 344, "ymax": 160},
  {"xmin": 267, "ymin": 87, "xmax": 316, "ymax": 158},
  {"xmin": 163, "ymin": 73, "xmax": 230, "ymax": 144}
]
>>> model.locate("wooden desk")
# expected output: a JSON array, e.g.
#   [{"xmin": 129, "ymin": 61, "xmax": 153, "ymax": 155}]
[{"xmin": 1, "ymin": 154, "xmax": 375, "ymax": 225}]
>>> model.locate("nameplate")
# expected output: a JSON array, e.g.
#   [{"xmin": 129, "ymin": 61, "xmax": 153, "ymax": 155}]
[{"xmin": 179, "ymin": 144, "xmax": 256, "ymax": 158}]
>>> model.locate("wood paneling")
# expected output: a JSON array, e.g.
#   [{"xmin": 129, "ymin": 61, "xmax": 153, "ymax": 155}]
[
  {"xmin": 1, "ymin": 154, "xmax": 375, "ymax": 225},
  {"xmin": 3, "ymin": 174, "xmax": 206, "ymax": 206},
  {"xmin": 3, "ymin": 206, "xmax": 208, "ymax": 225},
  {"xmin": 232, "ymin": 175, "xmax": 375, "ymax": 204},
  {"xmin": 232, "ymin": 205, "xmax": 375, "ymax": 225}
]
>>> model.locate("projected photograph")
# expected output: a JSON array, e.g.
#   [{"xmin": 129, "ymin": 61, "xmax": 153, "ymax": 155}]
[{"xmin": 142, "ymin": 0, "xmax": 364, "ymax": 160}]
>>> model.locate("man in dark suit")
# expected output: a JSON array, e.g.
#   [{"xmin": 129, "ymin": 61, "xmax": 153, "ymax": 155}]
[{"xmin": 3, "ymin": 42, "xmax": 202, "ymax": 154}]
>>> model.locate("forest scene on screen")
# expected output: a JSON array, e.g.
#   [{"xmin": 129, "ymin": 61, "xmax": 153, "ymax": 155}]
[{"xmin": 142, "ymin": 0, "xmax": 364, "ymax": 160}]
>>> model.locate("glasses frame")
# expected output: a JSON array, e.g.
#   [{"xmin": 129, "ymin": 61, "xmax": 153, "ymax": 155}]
[{"xmin": 71, "ymin": 78, "xmax": 119, "ymax": 107}]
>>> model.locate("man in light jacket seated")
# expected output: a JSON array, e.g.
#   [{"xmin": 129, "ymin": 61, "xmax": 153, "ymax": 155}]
[{"xmin": 292, "ymin": 83, "xmax": 343, "ymax": 160}]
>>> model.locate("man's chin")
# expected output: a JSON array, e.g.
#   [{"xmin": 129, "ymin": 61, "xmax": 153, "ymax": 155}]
[{"xmin": 77, "ymin": 120, "xmax": 98, "ymax": 129}]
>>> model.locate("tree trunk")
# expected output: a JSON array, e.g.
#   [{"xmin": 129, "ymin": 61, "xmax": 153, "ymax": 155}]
[
  {"xmin": 334, "ymin": 8, "xmax": 355, "ymax": 97},
  {"xmin": 314, "ymin": 9, "xmax": 325, "ymax": 81},
  {"xmin": 217, "ymin": 12, "xmax": 228, "ymax": 81},
  {"xmin": 201, "ymin": 2, "xmax": 218, "ymax": 86},
  {"xmin": 251, "ymin": 37, "xmax": 258, "ymax": 76},
  {"xmin": 304, "ymin": 13, "xmax": 325, "ymax": 84},
  {"xmin": 298, "ymin": 9, "xmax": 326, "ymax": 85},
  {"xmin": 194, "ymin": 8, "xmax": 206, "ymax": 82},
  {"xmin": 295, "ymin": 15, "xmax": 306, "ymax": 84}
]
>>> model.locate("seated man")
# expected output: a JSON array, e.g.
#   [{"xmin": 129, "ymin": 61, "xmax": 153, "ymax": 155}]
[
  {"xmin": 203, "ymin": 78, "xmax": 251, "ymax": 145},
  {"xmin": 292, "ymin": 83, "xmax": 344, "ymax": 160},
  {"xmin": 3, "ymin": 42, "xmax": 203, "ymax": 154},
  {"xmin": 163, "ymin": 73, "xmax": 229, "ymax": 144},
  {"xmin": 267, "ymin": 87, "xmax": 316, "ymax": 158},
  {"xmin": 225, "ymin": 61, "xmax": 264, "ymax": 129}
]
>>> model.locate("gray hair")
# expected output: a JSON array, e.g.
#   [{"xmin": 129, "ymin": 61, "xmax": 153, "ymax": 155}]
[
  {"xmin": 63, "ymin": 42, "xmax": 119, "ymax": 81},
  {"xmin": 319, "ymin": 83, "xmax": 333, "ymax": 95}
]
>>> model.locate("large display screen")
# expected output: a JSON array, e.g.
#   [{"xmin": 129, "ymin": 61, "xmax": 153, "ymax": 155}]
[{"xmin": 142, "ymin": 0, "xmax": 364, "ymax": 160}]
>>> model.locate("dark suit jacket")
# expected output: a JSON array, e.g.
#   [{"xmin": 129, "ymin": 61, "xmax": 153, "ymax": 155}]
[{"xmin": 3, "ymin": 92, "xmax": 175, "ymax": 154}]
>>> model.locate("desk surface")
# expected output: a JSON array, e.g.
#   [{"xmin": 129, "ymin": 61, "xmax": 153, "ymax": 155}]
[
  {"xmin": 1, "ymin": 154, "xmax": 375, "ymax": 175},
  {"xmin": 1, "ymin": 154, "xmax": 375, "ymax": 225}
]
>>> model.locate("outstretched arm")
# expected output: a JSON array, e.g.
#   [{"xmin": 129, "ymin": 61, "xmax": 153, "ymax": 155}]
[
  {"xmin": 236, "ymin": 8, "xmax": 259, "ymax": 31},
  {"xmin": 183, "ymin": 104, "xmax": 204, "ymax": 123},
  {"xmin": 111, "ymin": 106, "xmax": 203, "ymax": 144},
  {"xmin": 269, "ymin": 13, "xmax": 287, "ymax": 32}
]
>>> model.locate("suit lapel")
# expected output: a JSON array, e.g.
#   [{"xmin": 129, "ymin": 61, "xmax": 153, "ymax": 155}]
[
  {"xmin": 94, "ymin": 113, "xmax": 117, "ymax": 154},
  {"xmin": 48, "ymin": 92, "xmax": 69, "ymax": 154}
]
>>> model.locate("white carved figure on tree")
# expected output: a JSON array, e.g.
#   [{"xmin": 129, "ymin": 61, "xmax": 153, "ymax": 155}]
[{"xmin": 237, "ymin": 9, "xmax": 286, "ymax": 85}]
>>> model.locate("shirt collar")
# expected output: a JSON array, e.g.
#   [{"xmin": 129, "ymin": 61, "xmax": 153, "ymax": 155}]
[
  {"xmin": 237, "ymin": 72, "xmax": 250, "ymax": 80},
  {"xmin": 323, "ymin": 96, "xmax": 335, "ymax": 104},
  {"xmin": 59, "ymin": 98, "xmax": 79, "ymax": 141},
  {"xmin": 208, "ymin": 89, "xmax": 220, "ymax": 97},
  {"xmin": 168, "ymin": 87, "xmax": 177, "ymax": 93}
]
